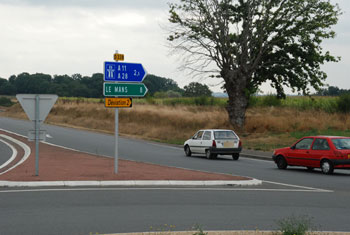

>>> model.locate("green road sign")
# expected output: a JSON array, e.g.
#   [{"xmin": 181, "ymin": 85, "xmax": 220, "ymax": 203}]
[{"xmin": 103, "ymin": 82, "xmax": 148, "ymax": 97}]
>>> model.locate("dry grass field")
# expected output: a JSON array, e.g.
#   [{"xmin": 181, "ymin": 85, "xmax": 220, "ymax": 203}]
[{"xmin": 1, "ymin": 98, "xmax": 350, "ymax": 151}]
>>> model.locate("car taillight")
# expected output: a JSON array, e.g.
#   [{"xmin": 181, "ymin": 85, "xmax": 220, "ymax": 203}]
[
  {"xmin": 212, "ymin": 140, "xmax": 216, "ymax": 147},
  {"xmin": 239, "ymin": 140, "xmax": 242, "ymax": 148},
  {"xmin": 334, "ymin": 150, "xmax": 346, "ymax": 158}
]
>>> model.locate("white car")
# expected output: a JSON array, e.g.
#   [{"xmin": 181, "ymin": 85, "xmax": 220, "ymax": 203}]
[{"xmin": 184, "ymin": 129, "xmax": 242, "ymax": 160}]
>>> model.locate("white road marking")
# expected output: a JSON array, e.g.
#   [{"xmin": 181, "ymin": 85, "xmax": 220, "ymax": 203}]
[
  {"xmin": 147, "ymin": 142, "xmax": 181, "ymax": 150},
  {"xmin": 0, "ymin": 128, "xmax": 27, "ymax": 138},
  {"xmin": 0, "ymin": 134, "xmax": 31, "ymax": 176},
  {"xmin": 242, "ymin": 156, "xmax": 272, "ymax": 162},
  {"xmin": 0, "ymin": 186, "xmax": 332, "ymax": 194},
  {"xmin": 0, "ymin": 138, "xmax": 17, "ymax": 170},
  {"xmin": 262, "ymin": 180, "xmax": 333, "ymax": 192}
]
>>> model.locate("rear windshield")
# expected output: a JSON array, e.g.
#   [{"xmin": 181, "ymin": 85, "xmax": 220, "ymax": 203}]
[
  {"xmin": 331, "ymin": 138, "xmax": 350, "ymax": 150},
  {"xmin": 214, "ymin": 131, "xmax": 237, "ymax": 140}
]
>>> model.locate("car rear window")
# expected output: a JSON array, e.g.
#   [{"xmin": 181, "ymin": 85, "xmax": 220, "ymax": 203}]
[
  {"xmin": 214, "ymin": 131, "xmax": 237, "ymax": 140},
  {"xmin": 331, "ymin": 138, "xmax": 350, "ymax": 150}
]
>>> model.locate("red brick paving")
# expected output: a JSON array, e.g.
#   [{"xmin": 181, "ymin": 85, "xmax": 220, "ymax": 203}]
[{"xmin": 0, "ymin": 131, "xmax": 250, "ymax": 182}]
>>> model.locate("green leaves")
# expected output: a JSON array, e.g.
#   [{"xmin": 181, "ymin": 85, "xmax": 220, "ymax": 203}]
[{"xmin": 167, "ymin": 0, "xmax": 341, "ymax": 127}]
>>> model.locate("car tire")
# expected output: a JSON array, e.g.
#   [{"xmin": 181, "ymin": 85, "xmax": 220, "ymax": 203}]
[
  {"xmin": 276, "ymin": 156, "xmax": 287, "ymax": 169},
  {"xmin": 321, "ymin": 160, "xmax": 334, "ymax": 174},
  {"xmin": 232, "ymin": 153, "xmax": 239, "ymax": 160},
  {"xmin": 206, "ymin": 150, "xmax": 213, "ymax": 159},
  {"xmin": 184, "ymin": 145, "xmax": 192, "ymax": 157}
]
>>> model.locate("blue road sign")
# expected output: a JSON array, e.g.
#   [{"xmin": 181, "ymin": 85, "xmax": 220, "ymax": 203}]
[{"xmin": 104, "ymin": 61, "xmax": 147, "ymax": 82}]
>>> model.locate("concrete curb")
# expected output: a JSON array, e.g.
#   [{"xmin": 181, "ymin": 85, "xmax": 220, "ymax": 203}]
[
  {"xmin": 0, "ymin": 178, "xmax": 262, "ymax": 188},
  {"xmin": 106, "ymin": 231, "xmax": 350, "ymax": 235}
]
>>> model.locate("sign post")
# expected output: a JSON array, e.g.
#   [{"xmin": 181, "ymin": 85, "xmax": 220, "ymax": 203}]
[
  {"xmin": 16, "ymin": 94, "xmax": 58, "ymax": 176},
  {"xmin": 104, "ymin": 51, "xmax": 148, "ymax": 174},
  {"xmin": 114, "ymin": 51, "xmax": 120, "ymax": 174},
  {"xmin": 35, "ymin": 95, "xmax": 40, "ymax": 176}
]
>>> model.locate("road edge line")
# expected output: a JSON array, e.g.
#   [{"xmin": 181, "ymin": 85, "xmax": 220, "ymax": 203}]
[
  {"xmin": 0, "ymin": 135, "xmax": 31, "ymax": 176},
  {"xmin": 0, "ymin": 137, "xmax": 17, "ymax": 170}
]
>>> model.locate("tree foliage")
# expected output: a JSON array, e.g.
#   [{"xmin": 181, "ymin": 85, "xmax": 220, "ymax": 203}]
[
  {"xmin": 0, "ymin": 73, "xmax": 184, "ymax": 98},
  {"xmin": 184, "ymin": 82, "xmax": 212, "ymax": 97},
  {"xmin": 317, "ymin": 86, "xmax": 350, "ymax": 96},
  {"xmin": 168, "ymin": 0, "xmax": 341, "ymax": 127},
  {"xmin": 143, "ymin": 74, "xmax": 183, "ymax": 95}
]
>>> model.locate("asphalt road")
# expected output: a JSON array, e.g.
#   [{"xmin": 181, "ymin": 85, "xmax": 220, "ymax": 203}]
[
  {"xmin": 0, "ymin": 139, "xmax": 12, "ymax": 166},
  {"xmin": 1, "ymin": 117, "xmax": 350, "ymax": 235}
]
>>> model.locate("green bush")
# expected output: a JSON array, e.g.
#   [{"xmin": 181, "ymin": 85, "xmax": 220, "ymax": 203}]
[
  {"xmin": 0, "ymin": 97, "xmax": 14, "ymax": 107},
  {"xmin": 276, "ymin": 215, "xmax": 313, "ymax": 235},
  {"xmin": 160, "ymin": 97, "xmax": 226, "ymax": 107},
  {"xmin": 153, "ymin": 91, "xmax": 168, "ymax": 98},
  {"xmin": 194, "ymin": 96, "xmax": 209, "ymax": 106},
  {"xmin": 145, "ymin": 96, "xmax": 157, "ymax": 105},
  {"xmin": 261, "ymin": 95, "xmax": 282, "ymax": 106},
  {"xmin": 248, "ymin": 96, "xmax": 259, "ymax": 107},
  {"xmin": 337, "ymin": 94, "xmax": 350, "ymax": 113},
  {"xmin": 166, "ymin": 90, "xmax": 182, "ymax": 98}
]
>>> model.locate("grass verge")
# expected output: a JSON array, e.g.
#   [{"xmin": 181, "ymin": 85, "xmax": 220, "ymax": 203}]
[{"xmin": 1, "ymin": 97, "xmax": 350, "ymax": 152}]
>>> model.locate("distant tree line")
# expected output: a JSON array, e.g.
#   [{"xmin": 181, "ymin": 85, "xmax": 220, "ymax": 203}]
[
  {"xmin": 317, "ymin": 86, "xmax": 350, "ymax": 96},
  {"xmin": 0, "ymin": 72, "xmax": 213, "ymax": 98}
]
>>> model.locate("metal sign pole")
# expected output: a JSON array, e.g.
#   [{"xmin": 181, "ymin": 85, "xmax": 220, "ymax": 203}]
[
  {"xmin": 115, "ymin": 107, "xmax": 119, "ymax": 174},
  {"xmin": 35, "ymin": 94, "xmax": 40, "ymax": 176},
  {"xmin": 114, "ymin": 50, "xmax": 119, "ymax": 174}
]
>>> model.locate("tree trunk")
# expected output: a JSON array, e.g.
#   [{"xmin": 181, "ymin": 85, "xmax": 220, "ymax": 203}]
[{"xmin": 223, "ymin": 70, "xmax": 249, "ymax": 129}]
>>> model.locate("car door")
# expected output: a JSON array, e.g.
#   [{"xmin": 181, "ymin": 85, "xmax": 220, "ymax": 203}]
[
  {"xmin": 287, "ymin": 138, "xmax": 314, "ymax": 166},
  {"xmin": 200, "ymin": 131, "xmax": 213, "ymax": 153},
  {"xmin": 308, "ymin": 138, "xmax": 331, "ymax": 167},
  {"xmin": 189, "ymin": 131, "xmax": 204, "ymax": 153}
]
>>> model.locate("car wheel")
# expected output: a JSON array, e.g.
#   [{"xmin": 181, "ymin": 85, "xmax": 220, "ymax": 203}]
[
  {"xmin": 321, "ymin": 160, "xmax": 334, "ymax": 174},
  {"xmin": 307, "ymin": 167, "xmax": 314, "ymax": 171},
  {"xmin": 276, "ymin": 156, "xmax": 287, "ymax": 169},
  {"xmin": 206, "ymin": 150, "xmax": 213, "ymax": 159},
  {"xmin": 232, "ymin": 153, "xmax": 239, "ymax": 160},
  {"xmin": 184, "ymin": 145, "xmax": 192, "ymax": 157}
]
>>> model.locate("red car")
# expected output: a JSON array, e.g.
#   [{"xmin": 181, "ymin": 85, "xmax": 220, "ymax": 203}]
[{"xmin": 272, "ymin": 136, "xmax": 350, "ymax": 174}]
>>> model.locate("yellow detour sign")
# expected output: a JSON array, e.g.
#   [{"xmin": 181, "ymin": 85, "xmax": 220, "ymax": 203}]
[
  {"xmin": 105, "ymin": 97, "xmax": 132, "ymax": 108},
  {"xmin": 114, "ymin": 53, "xmax": 124, "ymax": 61}
]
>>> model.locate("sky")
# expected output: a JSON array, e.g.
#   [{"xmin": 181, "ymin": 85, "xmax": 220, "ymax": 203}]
[{"xmin": 0, "ymin": 0, "xmax": 349, "ymax": 93}]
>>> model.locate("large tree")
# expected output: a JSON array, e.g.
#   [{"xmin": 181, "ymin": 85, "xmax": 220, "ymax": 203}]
[
  {"xmin": 168, "ymin": 0, "xmax": 341, "ymax": 128},
  {"xmin": 184, "ymin": 82, "xmax": 212, "ymax": 97}
]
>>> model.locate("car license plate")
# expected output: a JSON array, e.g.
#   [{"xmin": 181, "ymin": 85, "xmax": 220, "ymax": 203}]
[{"xmin": 223, "ymin": 141, "xmax": 235, "ymax": 148}]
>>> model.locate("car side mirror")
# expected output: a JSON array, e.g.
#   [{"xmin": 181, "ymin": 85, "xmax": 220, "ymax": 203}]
[{"xmin": 290, "ymin": 145, "xmax": 296, "ymax": 150}]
